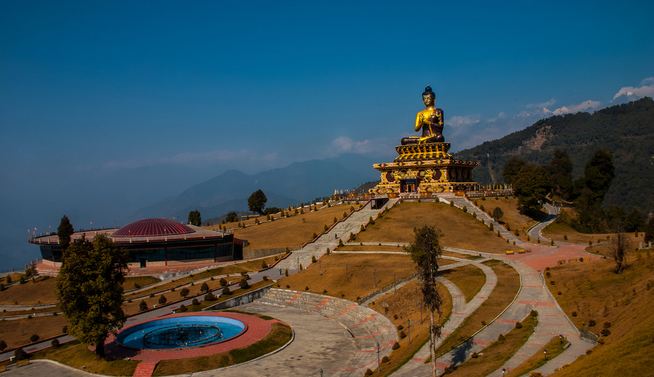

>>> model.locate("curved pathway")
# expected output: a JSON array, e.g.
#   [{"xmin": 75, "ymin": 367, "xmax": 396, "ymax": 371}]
[
  {"xmin": 206, "ymin": 289, "xmax": 397, "ymax": 377},
  {"xmin": 444, "ymin": 247, "xmax": 594, "ymax": 377},
  {"xmin": 394, "ymin": 258, "xmax": 497, "ymax": 377}
]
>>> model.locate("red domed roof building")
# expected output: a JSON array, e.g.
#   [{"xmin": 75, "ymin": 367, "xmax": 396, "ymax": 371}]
[{"xmin": 31, "ymin": 218, "xmax": 244, "ymax": 273}]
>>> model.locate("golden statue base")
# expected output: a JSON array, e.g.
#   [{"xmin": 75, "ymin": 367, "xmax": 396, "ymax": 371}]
[{"xmin": 370, "ymin": 142, "xmax": 479, "ymax": 196}]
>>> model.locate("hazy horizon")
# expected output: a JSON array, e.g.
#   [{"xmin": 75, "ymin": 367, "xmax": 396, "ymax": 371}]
[{"xmin": 2, "ymin": 1, "xmax": 653, "ymax": 270}]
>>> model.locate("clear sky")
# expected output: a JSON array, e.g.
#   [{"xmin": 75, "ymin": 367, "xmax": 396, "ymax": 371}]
[{"xmin": 1, "ymin": 1, "xmax": 653, "ymax": 269}]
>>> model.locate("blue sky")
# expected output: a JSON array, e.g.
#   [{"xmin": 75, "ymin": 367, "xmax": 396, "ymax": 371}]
[{"xmin": 1, "ymin": 1, "xmax": 653, "ymax": 269}]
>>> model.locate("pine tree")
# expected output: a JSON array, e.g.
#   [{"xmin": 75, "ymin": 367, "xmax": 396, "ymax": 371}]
[
  {"xmin": 57, "ymin": 215, "xmax": 74, "ymax": 251},
  {"xmin": 248, "ymin": 189, "xmax": 268, "ymax": 215},
  {"xmin": 405, "ymin": 226, "xmax": 442, "ymax": 377}
]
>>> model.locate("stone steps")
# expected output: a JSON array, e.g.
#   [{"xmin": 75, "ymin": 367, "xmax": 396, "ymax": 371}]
[{"xmin": 258, "ymin": 288, "xmax": 397, "ymax": 355}]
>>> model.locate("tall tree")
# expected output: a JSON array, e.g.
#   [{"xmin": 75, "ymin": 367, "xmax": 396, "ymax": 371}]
[
  {"xmin": 57, "ymin": 235, "xmax": 128, "ymax": 357},
  {"xmin": 187, "ymin": 210, "xmax": 202, "ymax": 226},
  {"xmin": 406, "ymin": 226, "xmax": 442, "ymax": 377},
  {"xmin": 248, "ymin": 189, "xmax": 268, "ymax": 215},
  {"xmin": 57, "ymin": 215, "xmax": 74, "ymax": 251},
  {"xmin": 503, "ymin": 157, "xmax": 527, "ymax": 184},
  {"xmin": 611, "ymin": 233, "xmax": 629, "ymax": 274},
  {"xmin": 512, "ymin": 164, "xmax": 551, "ymax": 217},
  {"xmin": 644, "ymin": 215, "xmax": 654, "ymax": 244},
  {"xmin": 575, "ymin": 150, "xmax": 615, "ymax": 232},
  {"xmin": 547, "ymin": 150, "xmax": 574, "ymax": 200}
]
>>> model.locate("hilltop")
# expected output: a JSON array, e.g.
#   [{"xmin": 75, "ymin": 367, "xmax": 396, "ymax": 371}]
[{"xmin": 455, "ymin": 97, "xmax": 654, "ymax": 212}]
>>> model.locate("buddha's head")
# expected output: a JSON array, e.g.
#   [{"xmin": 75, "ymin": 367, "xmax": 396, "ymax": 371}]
[{"xmin": 422, "ymin": 86, "xmax": 436, "ymax": 107}]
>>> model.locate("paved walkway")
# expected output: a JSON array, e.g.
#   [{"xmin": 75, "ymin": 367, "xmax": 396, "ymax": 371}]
[
  {"xmin": 276, "ymin": 199, "xmax": 399, "ymax": 271},
  {"xmin": 393, "ymin": 257, "xmax": 497, "ymax": 377},
  {"xmin": 198, "ymin": 289, "xmax": 397, "ymax": 377}
]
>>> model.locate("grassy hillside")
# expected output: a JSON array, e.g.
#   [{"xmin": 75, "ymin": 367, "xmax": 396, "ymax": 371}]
[
  {"xmin": 456, "ymin": 97, "xmax": 654, "ymax": 213},
  {"xmin": 356, "ymin": 202, "xmax": 516, "ymax": 253},
  {"xmin": 548, "ymin": 252, "xmax": 654, "ymax": 376}
]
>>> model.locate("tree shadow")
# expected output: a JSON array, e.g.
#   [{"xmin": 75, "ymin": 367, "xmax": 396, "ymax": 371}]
[{"xmin": 450, "ymin": 337, "xmax": 474, "ymax": 367}]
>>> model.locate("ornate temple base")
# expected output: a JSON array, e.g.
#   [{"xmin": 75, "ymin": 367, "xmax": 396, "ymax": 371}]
[{"xmin": 369, "ymin": 142, "xmax": 479, "ymax": 197}]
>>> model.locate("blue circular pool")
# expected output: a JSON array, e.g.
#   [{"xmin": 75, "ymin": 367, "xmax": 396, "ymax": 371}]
[{"xmin": 117, "ymin": 315, "xmax": 246, "ymax": 350}]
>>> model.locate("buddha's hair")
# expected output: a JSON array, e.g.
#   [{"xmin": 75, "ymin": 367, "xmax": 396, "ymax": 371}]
[{"xmin": 422, "ymin": 86, "xmax": 435, "ymax": 98}]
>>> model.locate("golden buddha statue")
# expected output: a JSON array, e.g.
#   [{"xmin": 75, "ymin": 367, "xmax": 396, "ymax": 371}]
[{"xmin": 401, "ymin": 86, "xmax": 445, "ymax": 145}]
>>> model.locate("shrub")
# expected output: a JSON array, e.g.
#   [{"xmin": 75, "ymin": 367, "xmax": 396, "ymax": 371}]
[
  {"xmin": 221, "ymin": 287, "xmax": 231, "ymax": 296},
  {"xmin": 311, "ymin": 255, "xmax": 317, "ymax": 263},
  {"xmin": 51, "ymin": 338, "xmax": 60, "ymax": 348},
  {"xmin": 397, "ymin": 324, "xmax": 404, "ymax": 330},
  {"xmin": 284, "ymin": 269, "xmax": 289, "ymax": 277},
  {"xmin": 177, "ymin": 304, "xmax": 188, "ymax": 313},
  {"xmin": 312, "ymin": 232, "xmax": 318, "ymax": 239},
  {"xmin": 399, "ymin": 330, "xmax": 407, "ymax": 339},
  {"xmin": 263, "ymin": 275, "xmax": 269, "ymax": 281},
  {"xmin": 204, "ymin": 293, "xmax": 217, "ymax": 301},
  {"xmin": 201, "ymin": 282, "xmax": 209, "ymax": 293},
  {"xmin": 240, "ymin": 279, "xmax": 250, "ymax": 289},
  {"xmin": 324, "ymin": 225, "xmax": 329, "ymax": 232},
  {"xmin": 564, "ymin": 234, "xmax": 568, "ymax": 240},
  {"xmin": 382, "ymin": 355, "xmax": 390, "ymax": 363},
  {"xmin": 158, "ymin": 295, "xmax": 167, "ymax": 305},
  {"xmin": 530, "ymin": 310, "xmax": 538, "ymax": 317},
  {"xmin": 180, "ymin": 287, "xmax": 190, "ymax": 297},
  {"xmin": 149, "ymin": 293, "xmax": 155, "ymax": 298},
  {"xmin": 30, "ymin": 334, "xmax": 39, "ymax": 342},
  {"xmin": 219, "ymin": 277, "xmax": 228, "ymax": 287},
  {"xmin": 471, "ymin": 352, "xmax": 479, "ymax": 358},
  {"xmin": 557, "ymin": 291, "xmax": 562, "ymax": 295},
  {"xmin": 62, "ymin": 325, "xmax": 68, "ymax": 334},
  {"xmin": 498, "ymin": 334, "xmax": 505, "ymax": 342},
  {"xmin": 304, "ymin": 286, "xmax": 309, "ymax": 291},
  {"xmin": 481, "ymin": 320, "xmax": 487, "ymax": 326},
  {"xmin": 192, "ymin": 298, "xmax": 200, "ymax": 305},
  {"xmin": 601, "ymin": 328, "xmax": 611, "ymax": 337},
  {"xmin": 515, "ymin": 322, "xmax": 523, "ymax": 329},
  {"xmin": 572, "ymin": 311, "xmax": 577, "ymax": 317},
  {"xmin": 14, "ymin": 348, "xmax": 27, "ymax": 361},
  {"xmin": 392, "ymin": 341, "xmax": 400, "ymax": 350},
  {"xmin": 365, "ymin": 369, "xmax": 373, "ymax": 376},
  {"xmin": 588, "ymin": 319, "xmax": 596, "ymax": 327},
  {"xmin": 0, "ymin": 340, "xmax": 6, "ymax": 352},
  {"xmin": 603, "ymin": 321, "xmax": 612, "ymax": 329},
  {"xmin": 133, "ymin": 282, "xmax": 141, "ymax": 290},
  {"xmin": 139, "ymin": 300, "xmax": 148, "ymax": 312}
]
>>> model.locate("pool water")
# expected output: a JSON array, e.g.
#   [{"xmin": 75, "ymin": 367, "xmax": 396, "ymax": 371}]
[{"xmin": 117, "ymin": 315, "xmax": 246, "ymax": 350}]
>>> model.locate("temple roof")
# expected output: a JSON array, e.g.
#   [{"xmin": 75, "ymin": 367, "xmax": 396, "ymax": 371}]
[{"xmin": 113, "ymin": 218, "xmax": 195, "ymax": 237}]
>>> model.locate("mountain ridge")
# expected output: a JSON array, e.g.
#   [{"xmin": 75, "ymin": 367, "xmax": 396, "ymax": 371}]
[{"xmin": 455, "ymin": 97, "xmax": 654, "ymax": 212}]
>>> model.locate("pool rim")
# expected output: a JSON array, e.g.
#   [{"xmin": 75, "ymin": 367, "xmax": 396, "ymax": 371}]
[{"xmin": 115, "ymin": 314, "xmax": 248, "ymax": 351}]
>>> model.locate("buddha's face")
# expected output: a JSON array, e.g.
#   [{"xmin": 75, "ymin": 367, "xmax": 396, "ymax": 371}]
[{"xmin": 423, "ymin": 94, "xmax": 435, "ymax": 107}]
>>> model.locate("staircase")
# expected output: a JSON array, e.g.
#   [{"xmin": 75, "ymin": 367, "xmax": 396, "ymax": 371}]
[
  {"xmin": 437, "ymin": 194, "xmax": 522, "ymax": 245},
  {"xmin": 256, "ymin": 288, "xmax": 398, "ymax": 374},
  {"xmin": 277, "ymin": 198, "xmax": 399, "ymax": 270}
]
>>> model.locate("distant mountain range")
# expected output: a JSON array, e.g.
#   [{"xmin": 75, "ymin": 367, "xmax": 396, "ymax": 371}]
[
  {"xmin": 134, "ymin": 154, "xmax": 380, "ymax": 220},
  {"xmin": 455, "ymin": 97, "xmax": 654, "ymax": 212}
]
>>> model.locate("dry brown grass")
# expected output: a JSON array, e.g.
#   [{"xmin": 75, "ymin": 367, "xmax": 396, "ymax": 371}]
[
  {"xmin": 0, "ymin": 276, "xmax": 58, "ymax": 305},
  {"xmin": 441, "ymin": 264, "xmax": 486, "ymax": 302},
  {"xmin": 0, "ymin": 315, "xmax": 68, "ymax": 348},
  {"xmin": 335, "ymin": 244, "xmax": 406, "ymax": 252},
  {"xmin": 475, "ymin": 197, "xmax": 537, "ymax": 241},
  {"xmin": 124, "ymin": 254, "xmax": 283, "ymax": 300},
  {"xmin": 368, "ymin": 280, "xmax": 452, "ymax": 376},
  {"xmin": 123, "ymin": 276, "xmax": 160, "ymax": 290},
  {"xmin": 543, "ymin": 220, "xmax": 618, "ymax": 245},
  {"xmin": 434, "ymin": 260, "xmax": 520, "ymax": 357},
  {"xmin": 546, "ymin": 252, "xmax": 654, "ymax": 377},
  {"xmin": 507, "ymin": 335, "xmax": 569, "ymax": 377},
  {"xmin": 229, "ymin": 204, "xmax": 357, "ymax": 251},
  {"xmin": 446, "ymin": 313, "xmax": 538, "ymax": 376},
  {"xmin": 35, "ymin": 341, "xmax": 137, "ymax": 376},
  {"xmin": 356, "ymin": 202, "xmax": 514, "ymax": 253},
  {"xmin": 279, "ymin": 254, "xmax": 416, "ymax": 302}
]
